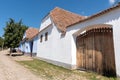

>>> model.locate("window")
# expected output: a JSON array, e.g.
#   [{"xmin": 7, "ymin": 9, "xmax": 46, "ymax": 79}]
[
  {"xmin": 45, "ymin": 32, "xmax": 48, "ymax": 41},
  {"xmin": 40, "ymin": 35, "xmax": 43, "ymax": 42}
]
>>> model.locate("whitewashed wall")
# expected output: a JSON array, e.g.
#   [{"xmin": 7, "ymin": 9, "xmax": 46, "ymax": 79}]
[
  {"xmin": 23, "ymin": 33, "xmax": 26, "ymax": 39},
  {"xmin": 39, "ymin": 15, "xmax": 52, "ymax": 31},
  {"xmin": 32, "ymin": 36, "xmax": 38, "ymax": 54},
  {"xmin": 24, "ymin": 42, "xmax": 31, "ymax": 53},
  {"xmin": 67, "ymin": 8, "xmax": 120, "ymax": 76},
  {"xmin": 37, "ymin": 17, "xmax": 73, "ymax": 68}
]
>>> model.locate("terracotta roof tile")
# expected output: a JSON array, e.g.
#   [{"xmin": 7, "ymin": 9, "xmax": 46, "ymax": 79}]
[
  {"xmin": 50, "ymin": 7, "xmax": 86, "ymax": 32},
  {"xmin": 70, "ymin": 3, "xmax": 120, "ymax": 27},
  {"xmin": 26, "ymin": 27, "xmax": 39, "ymax": 39}
]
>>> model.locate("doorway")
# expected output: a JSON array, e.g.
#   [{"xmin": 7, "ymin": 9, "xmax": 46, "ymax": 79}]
[{"xmin": 76, "ymin": 24, "xmax": 116, "ymax": 76}]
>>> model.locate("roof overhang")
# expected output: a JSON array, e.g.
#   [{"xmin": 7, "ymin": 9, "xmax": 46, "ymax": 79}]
[
  {"xmin": 69, "ymin": 3, "xmax": 120, "ymax": 27},
  {"xmin": 73, "ymin": 24, "xmax": 112, "ymax": 37}
]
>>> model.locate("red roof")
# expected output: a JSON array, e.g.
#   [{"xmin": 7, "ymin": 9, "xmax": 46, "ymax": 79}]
[
  {"xmin": 40, "ymin": 3, "xmax": 120, "ymax": 33},
  {"xmin": 50, "ymin": 7, "xmax": 86, "ymax": 32},
  {"xmin": 26, "ymin": 27, "xmax": 39, "ymax": 39}
]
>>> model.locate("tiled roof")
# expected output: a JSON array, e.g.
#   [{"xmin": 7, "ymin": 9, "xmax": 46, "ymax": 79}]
[
  {"xmin": 70, "ymin": 3, "xmax": 120, "ymax": 27},
  {"xmin": 41, "ymin": 3, "xmax": 120, "ymax": 33},
  {"xmin": 50, "ymin": 7, "xmax": 86, "ymax": 32},
  {"xmin": 26, "ymin": 27, "xmax": 39, "ymax": 39}
]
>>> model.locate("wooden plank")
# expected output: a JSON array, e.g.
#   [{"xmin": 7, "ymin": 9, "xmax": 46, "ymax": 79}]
[
  {"xmin": 94, "ymin": 29, "xmax": 103, "ymax": 74},
  {"xmin": 76, "ymin": 36, "xmax": 85, "ymax": 68},
  {"xmin": 103, "ymin": 28, "xmax": 116, "ymax": 76},
  {"xmin": 85, "ymin": 32, "xmax": 88, "ymax": 70},
  {"xmin": 92, "ymin": 30, "xmax": 96, "ymax": 72},
  {"xmin": 76, "ymin": 37, "xmax": 81, "ymax": 68},
  {"xmin": 88, "ymin": 31, "xmax": 93, "ymax": 71}
]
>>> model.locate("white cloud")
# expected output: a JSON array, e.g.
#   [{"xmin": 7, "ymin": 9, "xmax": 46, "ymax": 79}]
[{"xmin": 109, "ymin": 0, "xmax": 116, "ymax": 4}]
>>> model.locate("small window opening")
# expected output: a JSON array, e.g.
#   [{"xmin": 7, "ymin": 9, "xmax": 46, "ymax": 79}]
[
  {"xmin": 45, "ymin": 32, "xmax": 48, "ymax": 41},
  {"xmin": 40, "ymin": 35, "xmax": 43, "ymax": 42}
]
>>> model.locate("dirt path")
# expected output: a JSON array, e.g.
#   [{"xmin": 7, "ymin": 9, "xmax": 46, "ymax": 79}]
[{"xmin": 0, "ymin": 50, "xmax": 42, "ymax": 80}]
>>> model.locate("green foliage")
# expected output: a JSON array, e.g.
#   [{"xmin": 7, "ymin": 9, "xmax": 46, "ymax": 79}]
[{"xmin": 3, "ymin": 18, "xmax": 28, "ymax": 48}]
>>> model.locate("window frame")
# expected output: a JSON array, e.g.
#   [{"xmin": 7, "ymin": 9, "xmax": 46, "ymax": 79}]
[
  {"xmin": 40, "ymin": 35, "xmax": 43, "ymax": 42},
  {"xmin": 45, "ymin": 32, "xmax": 48, "ymax": 41}
]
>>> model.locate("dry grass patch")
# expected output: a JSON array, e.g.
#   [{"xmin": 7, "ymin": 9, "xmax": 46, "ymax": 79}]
[{"xmin": 18, "ymin": 59, "xmax": 117, "ymax": 80}]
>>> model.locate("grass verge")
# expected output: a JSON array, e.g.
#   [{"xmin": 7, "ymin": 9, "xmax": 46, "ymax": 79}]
[{"xmin": 18, "ymin": 59, "xmax": 117, "ymax": 80}]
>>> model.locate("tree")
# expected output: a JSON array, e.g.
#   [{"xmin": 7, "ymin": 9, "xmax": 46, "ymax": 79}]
[{"xmin": 3, "ymin": 18, "xmax": 28, "ymax": 48}]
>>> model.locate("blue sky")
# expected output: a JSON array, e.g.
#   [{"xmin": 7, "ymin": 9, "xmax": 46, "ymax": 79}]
[{"xmin": 0, "ymin": 0, "xmax": 117, "ymax": 37}]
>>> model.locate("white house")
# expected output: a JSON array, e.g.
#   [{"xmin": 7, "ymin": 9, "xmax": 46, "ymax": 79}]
[
  {"xmin": 19, "ymin": 27, "xmax": 39, "ymax": 56},
  {"xmin": 37, "ymin": 4, "xmax": 120, "ymax": 77}
]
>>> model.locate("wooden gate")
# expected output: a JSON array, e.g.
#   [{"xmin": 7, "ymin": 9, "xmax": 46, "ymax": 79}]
[{"xmin": 76, "ymin": 24, "xmax": 116, "ymax": 76}]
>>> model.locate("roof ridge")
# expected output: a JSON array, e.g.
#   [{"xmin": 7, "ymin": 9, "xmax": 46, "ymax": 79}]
[
  {"xmin": 50, "ymin": 7, "xmax": 85, "ymax": 17},
  {"xmin": 26, "ymin": 27, "xmax": 39, "ymax": 33},
  {"xmin": 28, "ymin": 27, "xmax": 39, "ymax": 30},
  {"xmin": 49, "ymin": 7, "xmax": 86, "ymax": 32},
  {"xmin": 69, "ymin": 3, "xmax": 120, "ymax": 27}
]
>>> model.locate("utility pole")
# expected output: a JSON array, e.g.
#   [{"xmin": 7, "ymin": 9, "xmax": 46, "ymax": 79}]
[{"xmin": 2, "ymin": 41, "xmax": 4, "ymax": 50}]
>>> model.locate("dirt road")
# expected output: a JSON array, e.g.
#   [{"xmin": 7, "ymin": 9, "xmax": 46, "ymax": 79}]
[{"xmin": 0, "ymin": 50, "xmax": 42, "ymax": 80}]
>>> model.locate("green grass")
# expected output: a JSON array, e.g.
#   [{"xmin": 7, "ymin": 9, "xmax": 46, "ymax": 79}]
[{"xmin": 18, "ymin": 59, "xmax": 118, "ymax": 80}]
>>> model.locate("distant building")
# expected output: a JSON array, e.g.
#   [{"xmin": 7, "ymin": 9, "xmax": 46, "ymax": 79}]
[{"xmin": 19, "ymin": 27, "xmax": 38, "ymax": 56}]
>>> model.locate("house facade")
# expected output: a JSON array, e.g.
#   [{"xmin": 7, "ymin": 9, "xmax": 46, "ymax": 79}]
[
  {"xmin": 36, "ymin": 4, "xmax": 120, "ymax": 77},
  {"xmin": 19, "ymin": 27, "xmax": 39, "ymax": 56}
]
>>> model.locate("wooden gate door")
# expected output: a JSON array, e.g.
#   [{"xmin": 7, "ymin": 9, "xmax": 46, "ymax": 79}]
[
  {"xmin": 76, "ymin": 35, "xmax": 84, "ymax": 69},
  {"xmin": 76, "ymin": 30, "xmax": 96, "ymax": 71},
  {"xmin": 76, "ymin": 25, "xmax": 116, "ymax": 76}
]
